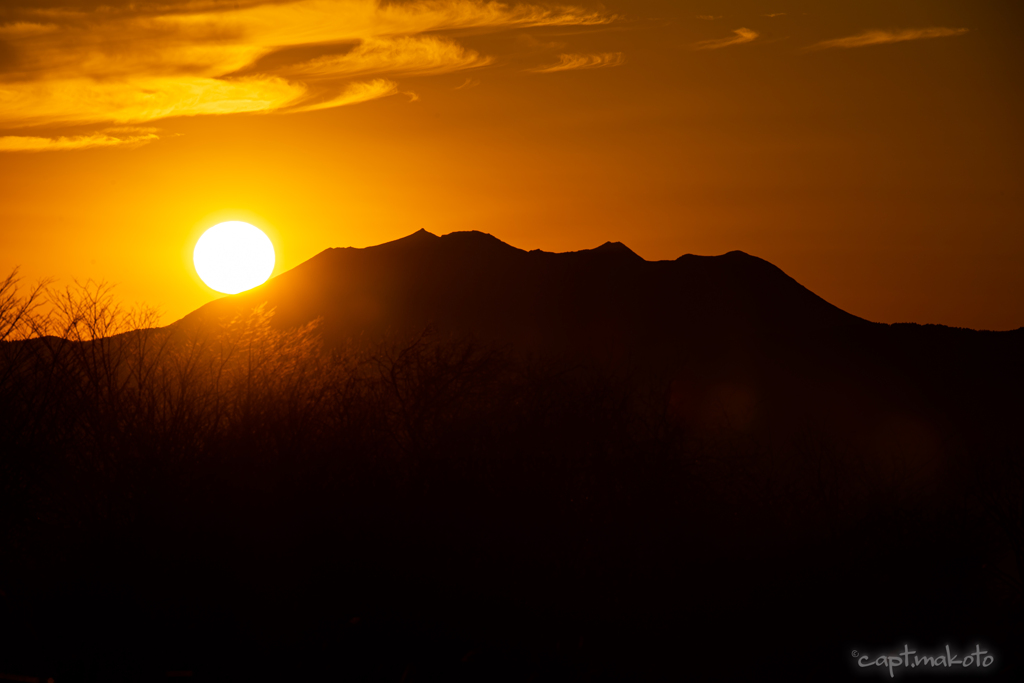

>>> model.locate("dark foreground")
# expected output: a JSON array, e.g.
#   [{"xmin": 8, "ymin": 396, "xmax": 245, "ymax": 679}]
[{"xmin": 1, "ymin": 292, "xmax": 1022, "ymax": 681}]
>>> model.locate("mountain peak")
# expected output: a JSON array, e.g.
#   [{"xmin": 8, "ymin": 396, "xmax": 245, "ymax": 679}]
[
  {"xmin": 372, "ymin": 228, "xmax": 440, "ymax": 250},
  {"xmin": 591, "ymin": 241, "xmax": 644, "ymax": 261},
  {"xmin": 676, "ymin": 249, "xmax": 753, "ymax": 261},
  {"xmin": 440, "ymin": 230, "xmax": 517, "ymax": 249}
]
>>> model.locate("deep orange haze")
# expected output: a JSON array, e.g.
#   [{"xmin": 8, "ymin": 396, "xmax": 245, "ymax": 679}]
[{"xmin": 1, "ymin": 0, "xmax": 1021, "ymax": 330}]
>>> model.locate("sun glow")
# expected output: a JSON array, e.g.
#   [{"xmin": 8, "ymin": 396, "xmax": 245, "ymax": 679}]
[{"xmin": 193, "ymin": 221, "xmax": 275, "ymax": 294}]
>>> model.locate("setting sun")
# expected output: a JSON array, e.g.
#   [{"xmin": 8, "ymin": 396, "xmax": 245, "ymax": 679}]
[{"xmin": 193, "ymin": 221, "xmax": 275, "ymax": 294}]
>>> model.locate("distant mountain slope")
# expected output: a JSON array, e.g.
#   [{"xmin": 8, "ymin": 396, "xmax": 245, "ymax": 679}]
[
  {"xmin": 174, "ymin": 229, "xmax": 866, "ymax": 353},
  {"xmin": 170, "ymin": 229, "xmax": 1021, "ymax": 444}
]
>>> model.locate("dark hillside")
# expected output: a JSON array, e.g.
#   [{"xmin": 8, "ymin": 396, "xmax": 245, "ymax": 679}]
[
  {"xmin": 1, "ymin": 235, "xmax": 1021, "ymax": 680},
  {"xmin": 173, "ymin": 229, "xmax": 1020, "ymax": 455}
]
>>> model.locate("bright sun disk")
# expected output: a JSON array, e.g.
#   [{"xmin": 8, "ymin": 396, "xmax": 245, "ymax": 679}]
[{"xmin": 194, "ymin": 221, "xmax": 275, "ymax": 294}]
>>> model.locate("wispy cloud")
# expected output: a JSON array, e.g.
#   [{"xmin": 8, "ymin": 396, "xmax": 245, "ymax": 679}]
[
  {"xmin": 692, "ymin": 28, "xmax": 758, "ymax": 50},
  {"xmin": 0, "ymin": 0, "xmax": 618, "ymax": 150},
  {"xmin": 0, "ymin": 128, "xmax": 160, "ymax": 152},
  {"xmin": 281, "ymin": 78, "xmax": 398, "ymax": 114},
  {"xmin": 0, "ymin": 21, "xmax": 59, "ymax": 37},
  {"xmin": 808, "ymin": 27, "xmax": 968, "ymax": 50},
  {"xmin": 527, "ymin": 52, "xmax": 624, "ymax": 73},
  {"xmin": 765, "ymin": 13, "xmax": 786, "ymax": 18},
  {"xmin": 279, "ymin": 36, "xmax": 492, "ymax": 80},
  {"xmin": 0, "ymin": 76, "xmax": 305, "ymax": 129}
]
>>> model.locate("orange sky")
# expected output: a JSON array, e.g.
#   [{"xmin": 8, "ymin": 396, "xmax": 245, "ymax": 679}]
[{"xmin": 1, "ymin": 0, "xmax": 1021, "ymax": 330}]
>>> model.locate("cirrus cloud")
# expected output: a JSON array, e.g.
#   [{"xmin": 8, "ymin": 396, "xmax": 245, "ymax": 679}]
[
  {"xmin": 691, "ymin": 27, "xmax": 758, "ymax": 50},
  {"xmin": 279, "ymin": 35, "xmax": 492, "ymax": 80},
  {"xmin": 0, "ymin": 127, "xmax": 160, "ymax": 151},
  {"xmin": 807, "ymin": 27, "xmax": 968, "ymax": 51},
  {"xmin": 0, "ymin": 0, "xmax": 618, "ymax": 151},
  {"xmin": 527, "ymin": 52, "xmax": 624, "ymax": 73},
  {"xmin": 283, "ymin": 77, "xmax": 398, "ymax": 113}
]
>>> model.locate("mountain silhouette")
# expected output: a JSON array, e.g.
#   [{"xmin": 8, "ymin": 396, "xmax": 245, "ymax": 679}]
[
  {"xmin": 172, "ymin": 229, "xmax": 1021, "ymax": 442},
  {"xmin": 176, "ymin": 228, "xmax": 864, "ymax": 354}
]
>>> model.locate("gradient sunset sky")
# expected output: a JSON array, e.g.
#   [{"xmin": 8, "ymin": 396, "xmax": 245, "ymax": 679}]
[{"xmin": 1, "ymin": 0, "xmax": 1021, "ymax": 330}]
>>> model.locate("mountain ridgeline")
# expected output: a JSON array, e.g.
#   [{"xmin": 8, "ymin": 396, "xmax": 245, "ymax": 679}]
[
  {"xmin": 178, "ymin": 228, "xmax": 865, "ymax": 352},
  {"xmin": 174, "ymin": 228, "xmax": 1020, "ymax": 445}
]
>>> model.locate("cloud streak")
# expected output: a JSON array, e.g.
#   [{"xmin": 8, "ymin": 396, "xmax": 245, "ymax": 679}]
[
  {"xmin": 691, "ymin": 28, "xmax": 758, "ymax": 50},
  {"xmin": 0, "ymin": 0, "xmax": 618, "ymax": 150},
  {"xmin": 284, "ymin": 78, "xmax": 398, "ymax": 113},
  {"xmin": 527, "ymin": 52, "xmax": 624, "ymax": 73},
  {"xmin": 808, "ymin": 27, "xmax": 968, "ymax": 50},
  {"xmin": 280, "ymin": 36, "xmax": 492, "ymax": 80},
  {"xmin": 0, "ymin": 128, "xmax": 160, "ymax": 151}
]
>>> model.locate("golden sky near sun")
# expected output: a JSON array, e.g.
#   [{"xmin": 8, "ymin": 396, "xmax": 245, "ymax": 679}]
[{"xmin": 0, "ymin": 0, "xmax": 1021, "ymax": 330}]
